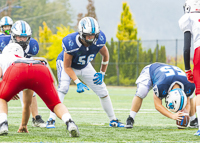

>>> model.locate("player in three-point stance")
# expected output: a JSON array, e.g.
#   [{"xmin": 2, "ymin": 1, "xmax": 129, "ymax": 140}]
[
  {"xmin": 179, "ymin": 0, "xmax": 200, "ymax": 136},
  {"xmin": 46, "ymin": 17, "xmax": 125, "ymax": 128},
  {"xmin": 125, "ymin": 63, "xmax": 195, "ymax": 128},
  {"xmin": 0, "ymin": 43, "xmax": 79, "ymax": 137},
  {"xmin": 0, "ymin": 20, "xmax": 46, "ymax": 127}
]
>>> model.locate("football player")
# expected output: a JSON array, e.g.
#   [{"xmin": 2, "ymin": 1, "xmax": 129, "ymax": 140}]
[
  {"xmin": 0, "ymin": 43, "xmax": 79, "ymax": 137},
  {"xmin": 0, "ymin": 20, "xmax": 46, "ymax": 127},
  {"xmin": 46, "ymin": 17, "xmax": 124, "ymax": 128},
  {"xmin": 0, "ymin": 16, "xmax": 13, "ymax": 35},
  {"xmin": 179, "ymin": 0, "xmax": 200, "ymax": 136},
  {"xmin": 125, "ymin": 63, "xmax": 195, "ymax": 128}
]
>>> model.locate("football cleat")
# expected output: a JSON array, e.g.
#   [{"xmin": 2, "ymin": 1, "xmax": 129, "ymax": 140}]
[
  {"xmin": 190, "ymin": 118, "xmax": 198, "ymax": 128},
  {"xmin": 46, "ymin": 118, "xmax": 55, "ymax": 129},
  {"xmin": 66, "ymin": 119, "xmax": 79, "ymax": 137},
  {"xmin": 109, "ymin": 119, "xmax": 125, "ymax": 127},
  {"xmin": 0, "ymin": 121, "xmax": 8, "ymax": 135},
  {"xmin": 125, "ymin": 115, "xmax": 134, "ymax": 129},
  {"xmin": 32, "ymin": 115, "xmax": 46, "ymax": 128},
  {"xmin": 194, "ymin": 130, "xmax": 200, "ymax": 136}
]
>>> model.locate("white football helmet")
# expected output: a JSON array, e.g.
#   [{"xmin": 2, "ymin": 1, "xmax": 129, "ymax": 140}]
[
  {"xmin": 2, "ymin": 43, "xmax": 24, "ymax": 57},
  {"xmin": 165, "ymin": 88, "xmax": 187, "ymax": 113},
  {"xmin": 0, "ymin": 16, "xmax": 13, "ymax": 35},
  {"xmin": 11, "ymin": 20, "xmax": 32, "ymax": 51},
  {"xmin": 78, "ymin": 17, "xmax": 100, "ymax": 46},
  {"xmin": 184, "ymin": 0, "xmax": 200, "ymax": 13}
]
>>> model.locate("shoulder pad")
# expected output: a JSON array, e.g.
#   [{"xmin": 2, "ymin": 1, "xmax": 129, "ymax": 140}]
[
  {"xmin": 62, "ymin": 32, "xmax": 80, "ymax": 53},
  {"xmin": 96, "ymin": 30, "xmax": 106, "ymax": 47},
  {"xmin": 179, "ymin": 14, "xmax": 191, "ymax": 33},
  {"xmin": 0, "ymin": 35, "xmax": 11, "ymax": 52},
  {"xmin": 27, "ymin": 38, "xmax": 39, "ymax": 55}
]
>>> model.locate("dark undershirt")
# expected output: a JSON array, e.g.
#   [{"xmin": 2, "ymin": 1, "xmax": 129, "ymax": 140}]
[{"xmin": 183, "ymin": 31, "xmax": 191, "ymax": 70}]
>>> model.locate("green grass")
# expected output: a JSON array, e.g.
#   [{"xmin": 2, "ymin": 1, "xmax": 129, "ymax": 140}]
[{"xmin": 1, "ymin": 86, "xmax": 200, "ymax": 142}]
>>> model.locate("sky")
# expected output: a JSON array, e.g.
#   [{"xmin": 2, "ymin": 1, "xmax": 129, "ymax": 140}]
[{"xmin": 68, "ymin": 0, "xmax": 185, "ymax": 41}]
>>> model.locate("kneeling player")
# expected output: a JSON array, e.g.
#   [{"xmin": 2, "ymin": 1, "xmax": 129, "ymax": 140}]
[
  {"xmin": 0, "ymin": 43, "xmax": 79, "ymax": 137},
  {"xmin": 125, "ymin": 63, "xmax": 195, "ymax": 128}
]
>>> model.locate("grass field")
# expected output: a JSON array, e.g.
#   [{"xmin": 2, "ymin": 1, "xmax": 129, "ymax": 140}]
[{"xmin": 1, "ymin": 86, "xmax": 200, "ymax": 142}]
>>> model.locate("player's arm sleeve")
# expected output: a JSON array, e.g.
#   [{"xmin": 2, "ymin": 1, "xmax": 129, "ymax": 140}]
[
  {"xmin": 62, "ymin": 39, "xmax": 77, "ymax": 56},
  {"xmin": 26, "ymin": 38, "xmax": 39, "ymax": 57},
  {"xmin": 183, "ymin": 31, "xmax": 191, "ymax": 70},
  {"xmin": 96, "ymin": 31, "xmax": 106, "ymax": 49}
]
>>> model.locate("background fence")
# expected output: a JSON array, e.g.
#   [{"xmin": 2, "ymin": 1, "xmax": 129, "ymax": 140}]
[{"xmin": 40, "ymin": 39, "xmax": 193, "ymax": 86}]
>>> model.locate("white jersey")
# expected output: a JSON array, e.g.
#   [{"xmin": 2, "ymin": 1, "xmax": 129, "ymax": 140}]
[
  {"xmin": 179, "ymin": 13, "xmax": 200, "ymax": 50},
  {"xmin": 0, "ymin": 54, "xmax": 34, "ymax": 76}
]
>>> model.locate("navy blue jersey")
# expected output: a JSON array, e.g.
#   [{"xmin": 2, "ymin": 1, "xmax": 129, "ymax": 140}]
[
  {"xmin": 0, "ymin": 35, "xmax": 39, "ymax": 57},
  {"xmin": 149, "ymin": 63, "xmax": 195, "ymax": 99},
  {"xmin": 58, "ymin": 30, "xmax": 106, "ymax": 69}
]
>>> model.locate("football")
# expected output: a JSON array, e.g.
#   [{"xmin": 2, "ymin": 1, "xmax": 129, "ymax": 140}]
[{"xmin": 176, "ymin": 113, "xmax": 189, "ymax": 129}]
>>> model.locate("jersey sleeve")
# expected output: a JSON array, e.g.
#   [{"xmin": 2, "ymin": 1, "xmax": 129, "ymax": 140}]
[
  {"xmin": 0, "ymin": 35, "xmax": 11, "ymax": 53},
  {"xmin": 27, "ymin": 38, "xmax": 39, "ymax": 56},
  {"xmin": 62, "ymin": 35, "xmax": 79, "ymax": 56},
  {"xmin": 184, "ymin": 83, "xmax": 195, "ymax": 97},
  {"xmin": 96, "ymin": 30, "xmax": 106, "ymax": 49},
  {"xmin": 179, "ymin": 14, "xmax": 191, "ymax": 33}
]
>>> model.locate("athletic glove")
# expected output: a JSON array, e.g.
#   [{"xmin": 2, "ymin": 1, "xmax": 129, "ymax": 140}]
[
  {"xmin": 77, "ymin": 83, "xmax": 89, "ymax": 93},
  {"xmin": 185, "ymin": 69, "xmax": 194, "ymax": 83},
  {"xmin": 93, "ymin": 72, "xmax": 105, "ymax": 85}
]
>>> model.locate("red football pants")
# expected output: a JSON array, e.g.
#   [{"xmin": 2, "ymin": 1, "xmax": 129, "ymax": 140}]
[
  {"xmin": 193, "ymin": 47, "xmax": 200, "ymax": 95},
  {"xmin": 0, "ymin": 63, "xmax": 61, "ymax": 111}
]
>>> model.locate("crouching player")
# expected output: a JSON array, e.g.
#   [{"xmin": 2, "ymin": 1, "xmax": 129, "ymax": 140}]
[
  {"xmin": 0, "ymin": 43, "xmax": 79, "ymax": 137},
  {"xmin": 125, "ymin": 63, "xmax": 195, "ymax": 128}
]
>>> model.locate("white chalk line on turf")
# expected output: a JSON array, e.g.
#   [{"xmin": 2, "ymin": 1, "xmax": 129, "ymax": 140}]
[
  {"xmin": 8, "ymin": 107, "xmax": 156, "ymax": 111},
  {"xmin": 8, "ymin": 107, "xmax": 159, "ymax": 113},
  {"xmin": 7, "ymin": 111, "xmax": 159, "ymax": 113}
]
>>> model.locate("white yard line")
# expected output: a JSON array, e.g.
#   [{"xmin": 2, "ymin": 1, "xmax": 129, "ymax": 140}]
[{"xmin": 8, "ymin": 107, "xmax": 156, "ymax": 111}]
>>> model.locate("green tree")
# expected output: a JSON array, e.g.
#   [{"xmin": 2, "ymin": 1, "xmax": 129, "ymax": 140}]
[
  {"xmin": 152, "ymin": 44, "xmax": 166, "ymax": 63},
  {"xmin": 76, "ymin": 0, "xmax": 97, "ymax": 30},
  {"xmin": 45, "ymin": 25, "xmax": 75, "ymax": 70},
  {"xmin": 11, "ymin": 0, "xmax": 73, "ymax": 37},
  {"xmin": 158, "ymin": 45, "xmax": 166, "ymax": 63},
  {"xmin": 36, "ymin": 21, "xmax": 53, "ymax": 57},
  {"xmin": 116, "ymin": 2, "xmax": 141, "ymax": 85}
]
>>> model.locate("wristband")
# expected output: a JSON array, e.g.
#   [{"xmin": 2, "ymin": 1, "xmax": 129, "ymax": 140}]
[
  {"xmin": 185, "ymin": 69, "xmax": 191, "ymax": 72},
  {"xmin": 74, "ymin": 79, "xmax": 81, "ymax": 84},
  {"xmin": 100, "ymin": 71, "xmax": 105, "ymax": 75},
  {"xmin": 101, "ymin": 61, "xmax": 109, "ymax": 65}
]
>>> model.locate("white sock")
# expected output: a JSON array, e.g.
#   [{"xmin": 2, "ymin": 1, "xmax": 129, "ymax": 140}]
[
  {"xmin": 62, "ymin": 113, "xmax": 72, "ymax": 123},
  {"xmin": 0, "ymin": 113, "xmax": 7, "ymax": 123},
  {"xmin": 49, "ymin": 112, "xmax": 57, "ymax": 121},
  {"xmin": 48, "ymin": 91, "xmax": 66, "ymax": 121},
  {"xmin": 190, "ymin": 114, "xmax": 196, "ymax": 121},
  {"xmin": 130, "ymin": 110, "xmax": 137, "ymax": 120},
  {"xmin": 99, "ymin": 96, "xmax": 116, "ymax": 121},
  {"xmin": 196, "ymin": 106, "xmax": 200, "ymax": 130}
]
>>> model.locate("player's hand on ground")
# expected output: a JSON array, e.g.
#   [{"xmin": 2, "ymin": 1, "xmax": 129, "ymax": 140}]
[
  {"xmin": 12, "ymin": 95, "xmax": 20, "ymax": 100},
  {"xmin": 185, "ymin": 70, "xmax": 194, "ymax": 83},
  {"xmin": 172, "ymin": 111, "xmax": 184, "ymax": 121},
  {"xmin": 77, "ymin": 83, "xmax": 89, "ymax": 93},
  {"xmin": 17, "ymin": 125, "xmax": 29, "ymax": 133},
  {"xmin": 93, "ymin": 72, "xmax": 105, "ymax": 85}
]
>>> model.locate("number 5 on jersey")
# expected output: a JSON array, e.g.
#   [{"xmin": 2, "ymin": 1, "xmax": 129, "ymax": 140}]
[{"xmin": 77, "ymin": 54, "xmax": 95, "ymax": 65}]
